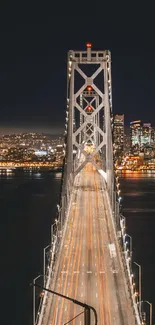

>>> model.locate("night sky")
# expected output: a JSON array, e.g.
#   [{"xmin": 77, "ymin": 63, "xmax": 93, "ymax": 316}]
[{"xmin": 0, "ymin": 6, "xmax": 155, "ymax": 134}]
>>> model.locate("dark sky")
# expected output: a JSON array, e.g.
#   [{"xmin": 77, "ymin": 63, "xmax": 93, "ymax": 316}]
[{"xmin": 0, "ymin": 5, "xmax": 155, "ymax": 134}]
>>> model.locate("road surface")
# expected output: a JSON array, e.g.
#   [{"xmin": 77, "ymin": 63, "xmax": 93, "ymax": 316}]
[{"xmin": 42, "ymin": 163, "xmax": 136, "ymax": 325}]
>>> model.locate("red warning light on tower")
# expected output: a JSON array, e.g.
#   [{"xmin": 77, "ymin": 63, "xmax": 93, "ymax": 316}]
[
  {"xmin": 86, "ymin": 105, "xmax": 93, "ymax": 112},
  {"xmin": 86, "ymin": 43, "xmax": 92, "ymax": 48},
  {"xmin": 87, "ymin": 85, "xmax": 92, "ymax": 91}
]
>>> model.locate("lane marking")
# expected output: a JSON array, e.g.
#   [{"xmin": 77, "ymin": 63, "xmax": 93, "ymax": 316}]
[
  {"xmin": 108, "ymin": 243, "xmax": 117, "ymax": 258},
  {"xmin": 111, "ymin": 268, "xmax": 118, "ymax": 273}
]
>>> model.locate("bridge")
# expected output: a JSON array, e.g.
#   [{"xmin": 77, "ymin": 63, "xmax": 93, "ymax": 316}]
[{"xmin": 33, "ymin": 44, "xmax": 142, "ymax": 325}]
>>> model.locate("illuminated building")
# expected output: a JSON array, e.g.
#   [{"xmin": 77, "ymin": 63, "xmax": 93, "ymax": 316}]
[
  {"xmin": 130, "ymin": 120, "xmax": 142, "ymax": 150},
  {"xmin": 130, "ymin": 121, "xmax": 153, "ymax": 155},
  {"xmin": 34, "ymin": 150, "xmax": 47, "ymax": 156},
  {"xmin": 55, "ymin": 144, "xmax": 64, "ymax": 163},
  {"xmin": 151, "ymin": 127, "xmax": 155, "ymax": 143},
  {"xmin": 113, "ymin": 114, "xmax": 124, "ymax": 158},
  {"xmin": 141, "ymin": 123, "xmax": 152, "ymax": 145},
  {"xmin": 123, "ymin": 134, "xmax": 130, "ymax": 154},
  {"xmin": 56, "ymin": 144, "xmax": 63, "ymax": 154}
]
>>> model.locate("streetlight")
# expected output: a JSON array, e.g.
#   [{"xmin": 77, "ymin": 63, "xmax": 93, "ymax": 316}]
[
  {"xmin": 51, "ymin": 219, "xmax": 59, "ymax": 242},
  {"xmin": 57, "ymin": 204, "xmax": 63, "ymax": 232},
  {"xmin": 120, "ymin": 214, "xmax": 126, "ymax": 235},
  {"xmin": 43, "ymin": 245, "xmax": 51, "ymax": 286},
  {"xmin": 124, "ymin": 233, "xmax": 132, "ymax": 258},
  {"xmin": 134, "ymin": 261, "xmax": 141, "ymax": 314},
  {"xmin": 31, "ymin": 282, "xmax": 98, "ymax": 325},
  {"xmin": 33, "ymin": 275, "xmax": 42, "ymax": 325},
  {"xmin": 139, "ymin": 300, "xmax": 152, "ymax": 325}
]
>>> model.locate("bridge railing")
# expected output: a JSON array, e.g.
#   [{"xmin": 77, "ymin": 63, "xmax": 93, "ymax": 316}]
[
  {"xmin": 111, "ymin": 188, "xmax": 142, "ymax": 325},
  {"xmin": 119, "ymin": 214, "xmax": 142, "ymax": 325},
  {"xmin": 101, "ymin": 176, "xmax": 140, "ymax": 325},
  {"xmin": 34, "ymin": 171, "xmax": 74, "ymax": 325},
  {"xmin": 35, "ymin": 233, "xmax": 58, "ymax": 325}
]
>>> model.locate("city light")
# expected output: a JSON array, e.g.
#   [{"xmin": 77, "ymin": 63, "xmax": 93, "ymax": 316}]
[{"xmin": 0, "ymin": 132, "xmax": 64, "ymax": 170}]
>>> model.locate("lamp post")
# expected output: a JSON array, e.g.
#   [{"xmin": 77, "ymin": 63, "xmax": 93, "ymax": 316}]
[
  {"xmin": 143, "ymin": 301, "xmax": 152, "ymax": 325},
  {"xmin": 57, "ymin": 204, "xmax": 63, "ymax": 234},
  {"xmin": 43, "ymin": 245, "xmax": 51, "ymax": 286},
  {"xmin": 134, "ymin": 261, "xmax": 141, "ymax": 314},
  {"xmin": 120, "ymin": 214, "xmax": 126, "ymax": 238},
  {"xmin": 138, "ymin": 300, "xmax": 152, "ymax": 325},
  {"xmin": 31, "ymin": 282, "xmax": 97, "ymax": 325},
  {"xmin": 124, "ymin": 233, "xmax": 132, "ymax": 258},
  {"xmin": 51, "ymin": 219, "xmax": 59, "ymax": 243},
  {"xmin": 33, "ymin": 275, "xmax": 42, "ymax": 325}
]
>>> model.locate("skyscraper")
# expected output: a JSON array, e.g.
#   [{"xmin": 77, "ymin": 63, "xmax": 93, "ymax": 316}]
[
  {"xmin": 113, "ymin": 114, "xmax": 124, "ymax": 158},
  {"xmin": 151, "ymin": 127, "xmax": 155, "ymax": 143},
  {"xmin": 130, "ymin": 121, "xmax": 152, "ymax": 153},
  {"xmin": 141, "ymin": 123, "xmax": 152, "ymax": 145},
  {"xmin": 130, "ymin": 120, "xmax": 142, "ymax": 149}
]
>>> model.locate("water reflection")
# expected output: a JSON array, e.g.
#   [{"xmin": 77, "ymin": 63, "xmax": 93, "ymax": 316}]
[
  {"xmin": 123, "ymin": 208, "xmax": 155, "ymax": 213},
  {"xmin": 120, "ymin": 171, "xmax": 155, "ymax": 179},
  {"xmin": 33, "ymin": 172, "xmax": 42, "ymax": 178},
  {"xmin": 54, "ymin": 172, "xmax": 62, "ymax": 180},
  {"xmin": 0, "ymin": 171, "xmax": 15, "ymax": 178}
]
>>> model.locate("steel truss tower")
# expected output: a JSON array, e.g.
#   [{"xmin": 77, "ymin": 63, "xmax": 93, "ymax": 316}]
[{"xmin": 65, "ymin": 43, "xmax": 114, "ymax": 200}]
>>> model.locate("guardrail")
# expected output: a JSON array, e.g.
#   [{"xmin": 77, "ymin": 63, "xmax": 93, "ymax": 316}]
[
  {"xmin": 34, "ymin": 173, "xmax": 74, "ymax": 325},
  {"xmin": 35, "ymin": 236, "xmax": 57, "ymax": 325},
  {"xmin": 105, "ymin": 184, "xmax": 142, "ymax": 325},
  {"xmin": 119, "ymin": 215, "xmax": 142, "ymax": 325}
]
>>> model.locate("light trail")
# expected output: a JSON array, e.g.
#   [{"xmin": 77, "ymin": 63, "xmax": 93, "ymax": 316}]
[{"xmin": 40, "ymin": 163, "xmax": 137, "ymax": 325}]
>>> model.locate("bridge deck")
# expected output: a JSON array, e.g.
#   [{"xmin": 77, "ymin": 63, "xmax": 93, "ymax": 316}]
[{"xmin": 43, "ymin": 163, "xmax": 136, "ymax": 325}]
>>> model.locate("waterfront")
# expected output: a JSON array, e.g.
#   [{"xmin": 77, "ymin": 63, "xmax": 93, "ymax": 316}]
[{"xmin": 0, "ymin": 171, "xmax": 155, "ymax": 325}]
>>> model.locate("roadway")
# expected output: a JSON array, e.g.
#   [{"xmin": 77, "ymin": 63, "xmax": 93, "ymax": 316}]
[{"xmin": 42, "ymin": 163, "xmax": 136, "ymax": 325}]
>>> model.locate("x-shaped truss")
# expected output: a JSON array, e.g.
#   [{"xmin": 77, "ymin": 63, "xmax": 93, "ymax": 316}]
[{"xmin": 72, "ymin": 64, "xmax": 106, "ymax": 174}]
